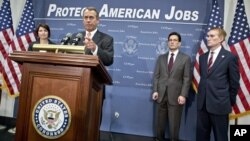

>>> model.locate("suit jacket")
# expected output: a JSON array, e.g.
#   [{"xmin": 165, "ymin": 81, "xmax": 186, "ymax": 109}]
[
  {"xmin": 197, "ymin": 47, "xmax": 240, "ymax": 115},
  {"xmin": 153, "ymin": 51, "xmax": 191, "ymax": 105},
  {"xmin": 75, "ymin": 30, "xmax": 114, "ymax": 66}
]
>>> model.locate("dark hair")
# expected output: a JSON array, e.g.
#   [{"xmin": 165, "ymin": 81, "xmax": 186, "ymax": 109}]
[
  {"xmin": 168, "ymin": 32, "xmax": 181, "ymax": 42},
  {"xmin": 35, "ymin": 23, "xmax": 51, "ymax": 38},
  {"xmin": 83, "ymin": 7, "xmax": 99, "ymax": 19}
]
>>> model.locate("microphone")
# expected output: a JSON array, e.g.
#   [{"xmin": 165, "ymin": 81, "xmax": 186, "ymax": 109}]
[
  {"xmin": 71, "ymin": 33, "xmax": 83, "ymax": 45},
  {"xmin": 60, "ymin": 33, "xmax": 72, "ymax": 45}
]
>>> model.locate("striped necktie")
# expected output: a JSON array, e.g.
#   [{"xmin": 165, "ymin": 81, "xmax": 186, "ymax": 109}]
[{"xmin": 208, "ymin": 52, "xmax": 214, "ymax": 72}]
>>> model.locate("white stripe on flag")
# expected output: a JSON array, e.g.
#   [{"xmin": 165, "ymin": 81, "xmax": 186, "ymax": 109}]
[{"xmin": 234, "ymin": 43, "xmax": 250, "ymax": 80}]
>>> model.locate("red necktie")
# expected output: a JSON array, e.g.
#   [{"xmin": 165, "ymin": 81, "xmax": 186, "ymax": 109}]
[
  {"xmin": 208, "ymin": 52, "xmax": 214, "ymax": 72},
  {"xmin": 168, "ymin": 53, "xmax": 174, "ymax": 71}
]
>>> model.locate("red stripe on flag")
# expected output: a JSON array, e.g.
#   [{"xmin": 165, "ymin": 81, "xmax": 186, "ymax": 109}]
[
  {"xmin": 1, "ymin": 29, "xmax": 13, "ymax": 58},
  {"xmin": 194, "ymin": 61, "xmax": 200, "ymax": 73},
  {"xmin": 238, "ymin": 88, "xmax": 250, "ymax": 112},
  {"xmin": 198, "ymin": 48, "xmax": 205, "ymax": 55},
  {"xmin": 232, "ymin": 100, "xmax": 240, "ymax": 114},
  {"xmin": 0, "ymin": 41, "xmax": 8, "ymax": 59},
  {"xmin": 9, "ymin": 39, "xmax": 17, "ymax": 51},
  {"xmin": 238, "ymin": 39, "xmax": 250, "ymax": 68},
  {"xmin": 229, "ymin": 45, "xmax": 250, "ymax": 114},
  {"xmin": 3, "ymin": 29, "xmax": 13, "ymax": 44},
  {"xmin": 2, "ymin": 67, "xmax": 15, "ymax": 95},
  {"xmin": 25, "ymin": 33, "xmax": 33, "ymax": 45},
  {"xmin": 230, "ymin": 46, "xmax": 250, "ymax": 92},
  {"xmin": 6, "ymin": 58, "xmax": 20, "ymax": 88},
  {"xmin": 17, "ymin": 37, "xmax": 26, "ymax": 51},
  {"xmin": 192, "ymin": 45, "xmax": 206, "ymax": 93}
]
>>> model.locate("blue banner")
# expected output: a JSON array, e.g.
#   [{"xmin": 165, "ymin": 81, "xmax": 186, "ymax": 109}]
[{"xmin": 33, "ymin": 0, "xmax": 224, "ymax": 139}]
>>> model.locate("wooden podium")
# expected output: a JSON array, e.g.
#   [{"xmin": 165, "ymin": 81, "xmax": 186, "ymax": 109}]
[{"xmin": 10, "ymin": 51, "xmax": 112, "ymax": 141}]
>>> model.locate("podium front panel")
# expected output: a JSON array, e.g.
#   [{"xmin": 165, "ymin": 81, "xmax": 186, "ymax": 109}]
[{"xmin": 15, "ymin": 63, "xmax": 103, "ymax": 141}]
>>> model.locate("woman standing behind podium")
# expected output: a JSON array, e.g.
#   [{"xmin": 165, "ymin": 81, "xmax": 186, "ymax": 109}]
[
  {"xmin": 7, "ymin": 23, "xmax": 55, "ymax": 135},
  {"xmin": 28, "ymin": 23, "xmax": 55, "ymax": 51}
]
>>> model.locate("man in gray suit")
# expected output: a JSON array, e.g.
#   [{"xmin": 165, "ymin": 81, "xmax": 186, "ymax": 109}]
[{"xmin": 152, "ymin": 32, "xmax": 191, "ymax": 141}]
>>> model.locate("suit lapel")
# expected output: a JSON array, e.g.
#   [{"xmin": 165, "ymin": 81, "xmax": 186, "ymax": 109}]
[
  {"xmin": 168, "ymin": 52, "xmax": 183, "ymax": 74},
  {"xmin": 92, "ymin": 30, "xmax": 100, "ymax": 43},
  {"xmin": 83, "ymin": 30, "xmax": 100, "ymax": 44},
  {"xmin": 204, "ymin": 52, "xmax": 209, "ymax": 73},
  {"xmin": 164, "ymin": 53, "xmax": 170, "ymax": 73}
]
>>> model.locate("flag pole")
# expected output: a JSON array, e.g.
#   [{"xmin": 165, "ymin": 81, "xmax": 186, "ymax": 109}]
[
  {"xmin": 234, "ymin": 118, "xmax": 238, "ymax": 125},
  {"xmin": 0, "ymin": 88, "xmax": 2, "ymax": 104}
]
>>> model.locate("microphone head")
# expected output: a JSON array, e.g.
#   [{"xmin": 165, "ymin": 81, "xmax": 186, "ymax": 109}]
[
  {"xmin": 61, "ymin": 33, "xmax": 72, "ymax": 45},
  {"xmin": 65, "ymin": 33, "xmax": 72, "ymax": 38},
  {"xmin": 71, "ymin": 33, "xmax": 83, "ymax": 45},
  {"xmin": 75, "ymin": 33, "xmax": 83, "ymax": 40}
]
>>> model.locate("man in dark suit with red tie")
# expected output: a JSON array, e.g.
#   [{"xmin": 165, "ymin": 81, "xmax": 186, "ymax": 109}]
[
  {"xmin": 196, "ymin": 27, "xmax": 240, "ymax": 141},
  {"xmin": 152, "ymin": 32, "xmax": 192, "ymax": 141}
]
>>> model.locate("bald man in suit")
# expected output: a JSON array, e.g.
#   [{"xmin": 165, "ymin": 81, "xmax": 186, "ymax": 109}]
[
  {"xmin": 73, "ymin": 6, "xmax": 114, "ymax": 66},
  {"xmin": 196, "ymin": 27, "xmax": 240, "ymax": 141},
  {"xmin": 71, "ymin": 7, "xmax": 114, "ymax": 141},
  {"xmin": 152, "ymin": 32, "xmax": 191, "ymax": 141}
]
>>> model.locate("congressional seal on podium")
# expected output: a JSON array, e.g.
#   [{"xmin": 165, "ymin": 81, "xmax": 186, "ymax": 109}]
[{"xmin": 32, "ymin": 95, "xmax": 71, "ymax": 139}]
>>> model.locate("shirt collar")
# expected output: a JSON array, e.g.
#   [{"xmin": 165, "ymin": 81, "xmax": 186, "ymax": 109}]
[
  {"xmin": 169, "ymin": 49, "xmax": 179, "ymax": 56},
  {"xmin": 86, "ymin": 28, "xmax": 97, "ymax": 38},
  {"xmin": 210, "ymin": 46, "xmax": 221, "ymax": 55}
]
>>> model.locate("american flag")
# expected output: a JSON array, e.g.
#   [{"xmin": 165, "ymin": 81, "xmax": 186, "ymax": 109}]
[
  {"xmin": 192, "ymin": 0, "xmax": 223, "ymax": 93},
  {"xmin": 1, "ymin": 0, "xmax": 36, "ymax": 96},
  {"xmin": 228, "ymin": 0, "xmax": 250, "ymax": 119},
  {"xmin": 0, "ymin": 0, "xmax": 14, "ymax": 93}
]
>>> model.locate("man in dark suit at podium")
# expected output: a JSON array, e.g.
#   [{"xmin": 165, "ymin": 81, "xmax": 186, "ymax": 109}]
[
  {"xmin": 73, "ymin": 7, "xmax": 114, "ymax": 140},
  {"xmin": 73, "ymin": 6, "xmax": 114, "ymax": 66}
]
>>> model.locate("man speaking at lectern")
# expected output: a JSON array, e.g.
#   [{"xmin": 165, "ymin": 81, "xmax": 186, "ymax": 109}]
[
  {"xmin": 72, "ymin": 6, "xmax": 114, "ymax": 66},
  {"xmin": 72, "ymin": 7, "xmax": 114, "ymax": 137}
]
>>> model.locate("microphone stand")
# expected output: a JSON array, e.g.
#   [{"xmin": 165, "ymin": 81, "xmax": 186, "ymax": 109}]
[{"xmin": 109, "ymin": 91, "xmax": 120, "ymax": 141}]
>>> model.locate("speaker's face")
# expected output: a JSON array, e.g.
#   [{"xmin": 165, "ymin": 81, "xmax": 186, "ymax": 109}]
[{"xmin": 83, "ymin": 9, "xmax": 99, "ymax": 32}]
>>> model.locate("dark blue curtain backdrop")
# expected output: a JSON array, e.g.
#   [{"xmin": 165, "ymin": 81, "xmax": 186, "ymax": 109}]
[{"xmin": 32, "ymin": 0, "xmax": 224, "ymax": 140}]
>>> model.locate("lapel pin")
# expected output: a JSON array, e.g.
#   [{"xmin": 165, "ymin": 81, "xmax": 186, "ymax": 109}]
[{"xmin": 222, "ymin": 55, "xmax": 225, "ymax": 58}]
